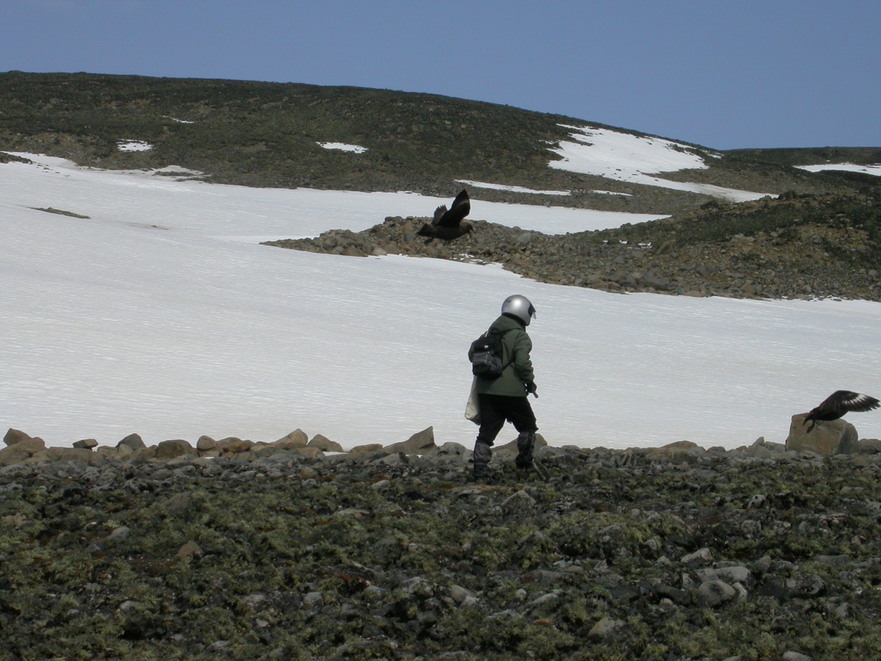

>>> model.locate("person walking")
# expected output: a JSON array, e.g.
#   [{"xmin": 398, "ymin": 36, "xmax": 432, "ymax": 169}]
[{"xmin": 468, "ymin": 294, "xmax": 538, "ymax": 481}]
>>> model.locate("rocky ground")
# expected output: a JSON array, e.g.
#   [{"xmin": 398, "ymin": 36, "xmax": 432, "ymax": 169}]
[
  {"xmin": 4, "ymin": 428, "xmax": 881, "ymax": 660},
  {"xmin": 264, "ymin": 189, "xmax": 881, "ymax": 301}
]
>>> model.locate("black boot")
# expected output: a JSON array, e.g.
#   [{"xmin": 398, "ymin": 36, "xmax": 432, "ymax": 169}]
[
  {"xmin": 472, "ymin": 440, "xmax": 492, "ymax": 482},
  {"xmin": 515, "ymin": 431, "xmax": 535, "ymax": 470}
]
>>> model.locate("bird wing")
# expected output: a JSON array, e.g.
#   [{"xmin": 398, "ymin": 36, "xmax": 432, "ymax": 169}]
[
  {"xmin": 813, "ymin": 390, "xmax": 880, "ymax": 416},
  {"xmin": 436, "ymin": 189, "xmax": 471, "ymax": 228},
  {"xmin": 432, "ymin": 205, "xmax": 447, "ymax": 225},
  {"xmin": 837, "ymin": 390, "xmax": 881, "ymax": 412}
]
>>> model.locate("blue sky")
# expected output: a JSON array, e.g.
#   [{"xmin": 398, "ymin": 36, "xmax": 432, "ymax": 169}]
[{"xmin": 2, "ymin": 0, "xmax": 879, "ymax": 150}]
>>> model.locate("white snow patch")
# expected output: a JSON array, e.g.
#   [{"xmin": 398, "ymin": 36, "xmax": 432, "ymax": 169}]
[
  {"xmin": 318, "ymin": 142, "xmax": 368, "ymax": 153},
  {"xmin": 456, "ymin": 180, "xmax": 633, "ymax": 198},
  {"xmin": 117, "ymin": 140, "xmax": 154, "ymax": 152},
  {"xmin": 0, "ymin": 153, "xmax": 663, "ymax": 237},
  {"xmin": 797, "ymin": 162, "xmax": 881, "ymax": 176},
  {"xmin": 592, "ymin": 190, "xmax": 633, "ymax": 197},
  {"xmin": 548, "ymin": 125, "xmax": 770, "ymax": 202},
  {"xmin": 457, "ymin": 180, "xmax": 571, "ymax": 196}
]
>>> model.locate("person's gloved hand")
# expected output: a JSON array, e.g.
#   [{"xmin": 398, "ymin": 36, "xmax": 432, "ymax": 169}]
[{"xmin": 526, "ymin": 381, "xmax": 538, "ymax": 398}]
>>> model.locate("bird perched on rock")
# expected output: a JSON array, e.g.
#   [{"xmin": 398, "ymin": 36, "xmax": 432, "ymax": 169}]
[
  {"xmin": 417, "ymin": 189, "xmax": 473, "ymax": 242},
  {"xmin": 803, "ymin": 390, "xmax": 880, "ymax": 432}
]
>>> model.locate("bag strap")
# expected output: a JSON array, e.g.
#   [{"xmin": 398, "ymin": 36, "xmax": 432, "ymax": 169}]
[{"xmin": 489, "ymin": 327, "xmax": 515, "ymax": 372}]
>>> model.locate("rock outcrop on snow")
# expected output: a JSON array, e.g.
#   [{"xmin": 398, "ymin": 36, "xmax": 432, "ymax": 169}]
[{"xmin": 265, "ymin": 188, "xmax": 881, "ymax": 302}]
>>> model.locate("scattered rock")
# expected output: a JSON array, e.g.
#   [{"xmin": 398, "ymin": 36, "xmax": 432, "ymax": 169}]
[{"xmin": 3, "ymin": 431, "xmax": 881, "ymax": 658}]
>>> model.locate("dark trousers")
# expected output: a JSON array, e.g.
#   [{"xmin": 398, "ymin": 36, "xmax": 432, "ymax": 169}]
[
  {"xmin": 476, "ymin": 394, "xmax": 537, "ymax": 445},
  {"xmin": 473, "ymin": 394, "xmax": 537, "ymax": 476}
]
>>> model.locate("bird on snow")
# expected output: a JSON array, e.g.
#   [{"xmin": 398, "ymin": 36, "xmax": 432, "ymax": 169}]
[
  {"xmin": 417, "ymin": 189, "xmax": 473, "ymax": 242},
  {"xmin": 803, "ymin": 390, "xmax": 880, "ymax": 432}
]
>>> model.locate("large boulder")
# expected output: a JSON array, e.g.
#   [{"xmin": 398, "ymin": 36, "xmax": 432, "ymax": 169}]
[
  {"xmin": 382, "ymin": 426, "xmax": 436, "ymax": 455},
  {"xmin": 744, "ymin": 436, "xmax": 787, "ymax": 458},
  {"xmin": 117, "ymin": 433, "xmax": 146, "ymax": 451},
  {"xmin": 785, "ymin": 414, "xmax": 859, "ymax": 455},
  {"xmin": 216, "ymin": 437, "xmax": 253, "ymax": 455},
  {"xmin": 273, "ymin": 429, "xmax": 309, "ymax": 448},
  {"xmin": 644, "ymin": 440, "xmax": 707, "ymax": 463},
  {"xmin": 307, "ymin": 434, "xmax": 344, "ymax": 453},
  {"xmin": 0, "ymin": 437, "xmax": 46, "ymax": 465},
  {"xmin": 156, "ymin": 439, "xmax": 197, "ymax": 459},
  {"xmin": 494, "ymin": 433, "xmax": 548, "ymax": 456},
  {"xmin": 350, "ymin": 443, "xmax": 384, "ymax": 455},
  {"xmin": 860, "ymin": 438, "xmax": 881, "ymax": 453},
  {"xmin": 46, "ymin": 447, "xmax": 94, "ymax": 463},
  {"xmin": 4, "ymin": 428, "xmax": 42, "ymax": 447}
]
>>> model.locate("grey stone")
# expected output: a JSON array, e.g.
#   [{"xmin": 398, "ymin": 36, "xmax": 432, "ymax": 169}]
[
  {"xmin": 589, "ymin": 616, "xmax": 625, "ymax": 638},
  {"xmin": 681, "ymin": 547, "xmax": 713, "ymax": 564},
  {"xmin": 425, "ymin": 442, "xmax": 469, "ymax": 461},
  {"xmin": 782, "ymin": 652, "xmax": 813, "ymax": 661},
  {"xmin": 502, "ymin": 489, "xmax": 537, "ymax": 509},
  {"xmin": 117, "ymin": 433, "xmax": 146, "ymax": 450},
  {"xmin": 645, "ymin": 440, "xmax": 707, "ymax": 463},
  {"xmin": 0, "ymin": 438, "xmax": 46, "ymax": 465},
  {"xmin": 695, "ymin": 579, "xmax": 737, "ymax": 607},
  {"xmin": 700, "ymin": 565, "xmax": 751, "ymax": 585},
  {"xmin": 786, "ymin": 414, "xmax": 859, "ymax": 455},
  {"xmin": 859, "ymin": 438, "xmax": 881, "ymax": 453},
  {"xmin": 382, "ymin": 426, "xmax": 436, "ymax": 455},
  {"xmin": 308, "ymin": 434, "xmax": 343, "ymax": 452},
  {"xmin": 3, "ymin": 428, "xmax": 39, "ymax": 447},
  {"xmin": 156, "ymin": 439, "xmax": 196, "ymax": 459},
  {"xmin": 495, "ymin": 433, "xmax": 548, "ymax": 456},
  {"xmin": 274, "ymin": 429, "xmax": 308, "ymax": 448},
  {"xmin": 46, "ymin": 447, "xmax": 93, "ymax": 463},
  {"xmin": 449, "ymin": 585, "xmax": 473, "ymax": 605},
  {"xmin": 196, "ymin": 435, "xmax": 217, "ymax": 451},
  {"xmin": 747, "ymin": 436, "xmax": 786, "ymax": 458},
  {"xmin": 105, "ymin": 526, "xmax": 130, "ymax": 542}
]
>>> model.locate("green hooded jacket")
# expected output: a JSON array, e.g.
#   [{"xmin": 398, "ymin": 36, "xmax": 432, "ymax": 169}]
[{"xmin": 470, "ymin": 314, "xmax": 534, "ymax": 397}]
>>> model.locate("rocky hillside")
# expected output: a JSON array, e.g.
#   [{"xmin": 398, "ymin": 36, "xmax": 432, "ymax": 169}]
[
  {"xmin": 266, "ymin": 187, "xmax": 881, "ymax": 301},
  {"xmin": 4, "ymin": 72, "xmax": 880, "ymax": 301},
  {"xmin": 0, "ymin": 72, "xmax": 870, "ymax": 215},
  {"xmin": 4, "ymin": 427, "xmax": 881, "ymax": 660}
]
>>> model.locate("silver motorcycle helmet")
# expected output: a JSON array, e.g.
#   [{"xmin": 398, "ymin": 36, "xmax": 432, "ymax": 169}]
[{"xmin": 501, "ymin": 294, "xmax": 536, "ymax": 326}]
